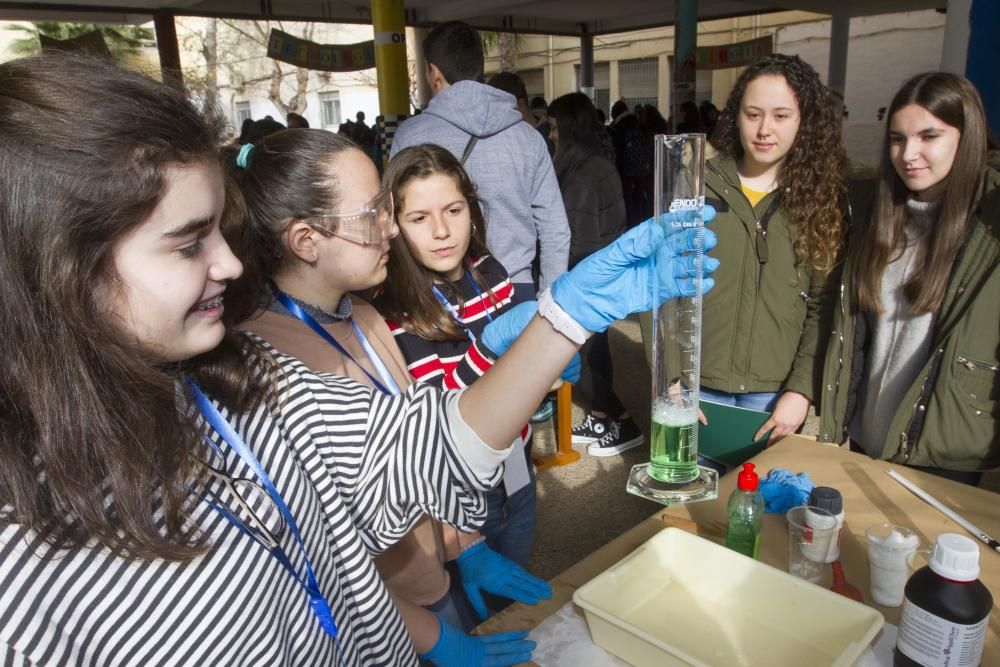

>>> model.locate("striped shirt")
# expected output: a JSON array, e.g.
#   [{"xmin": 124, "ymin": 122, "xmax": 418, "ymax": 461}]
[
  {"xmin": 385, "ymin": 256, "xmax": 515, "ymax": 391},
  {"xmin": 386, "ymin": 256, "xmax": 530, "ymax": 449},
  {"xmin": 0, "ymin": 341, "xmax": 506, "ymax": 666}
]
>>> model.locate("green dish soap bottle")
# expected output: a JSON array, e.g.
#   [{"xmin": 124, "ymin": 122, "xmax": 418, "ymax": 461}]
[{"xmin": 726, "ymin": 463, "xmax": 764, "ymax": 558}]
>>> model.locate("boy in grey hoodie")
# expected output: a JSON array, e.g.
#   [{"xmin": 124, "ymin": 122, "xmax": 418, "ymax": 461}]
[{"xmin": 391, "ymin": 21, "xmax": 570, "ymax": 298}]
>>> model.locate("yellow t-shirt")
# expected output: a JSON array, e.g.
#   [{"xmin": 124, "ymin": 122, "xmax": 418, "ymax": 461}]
[{"xmin": 741, "ymin": 184, "xmax": 768, "ymax": 208}]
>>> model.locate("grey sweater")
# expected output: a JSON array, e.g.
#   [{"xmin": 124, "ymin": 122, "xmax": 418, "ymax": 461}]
[
  {"xmin": 851, "ymin": 198, "xmax": 939, "ymax": 454},
  {"xmin": 391, "ymin": 81, "xmax": 570, "ymax": 290}
]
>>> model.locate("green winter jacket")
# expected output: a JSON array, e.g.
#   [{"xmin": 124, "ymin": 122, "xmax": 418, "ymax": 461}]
[
  {"xmin": 701, "ymin": 156, "xmax": 833, "ymax": 401},
  {"xmin": 818, "ymin": 167, "xmax": 1000, "ymax": 471}
]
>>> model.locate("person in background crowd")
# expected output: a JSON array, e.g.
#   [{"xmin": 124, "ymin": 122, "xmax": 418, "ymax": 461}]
[
  {"xmin": 353, "ymin": 111, "xmax": 374, "ymax": 148},
  {"xmin": 0, "ymin": 53, "xmax": 715, "ymax": 666},
  {"xmin": 286, "ymin": 111, "xmax": 309, "ymax": 129},
  {"xmin": 700, "ymin": 53, "xmax": 847, "ymax": 444},
  {"xmin": 237, "ymin": 117, "xmax": 254, "ymax": 144},
  {"xmin": 700, "ymin": 100, "xmax": 720, "ymax": 139},
  {"xmin": 819, "ymin": 72, "xmax": 999, "ymax": 485},
  {"xmin": 529, "ymin": 96, "xmax": 555, "ymax": 156},
  {"xmin": 243, "ymin": 116, "xmax": 285, "ymax": 145},
  {"xmin": 392, "ymin": 21, "xmax": 570, "ymax": 305},
  {"xmin": 546, "ymin": 93, "xmax": 641, "ymax": 457},
  {"xmin": 593, "ymin": 107, "xmax": 617, "ymax": 164},
  {"xmin": 609, "ymin": 99, "xmax": 650, "ymax": 227},
  {"xmin": 677, "ymin": 100, "xmax": 706, "ymax": 134},
  {"xmin": 487, "ymin": 72, "xmax": 536, "ymax": 127}
]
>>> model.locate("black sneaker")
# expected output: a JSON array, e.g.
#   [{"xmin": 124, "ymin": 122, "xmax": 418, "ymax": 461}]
[
  {"xmin": 571, "ymin": 413, "xmax": 611, "ymax": 445},
  {"xmin": 588, "ymin": 418, "xmax": 644, "ymax": 457}
]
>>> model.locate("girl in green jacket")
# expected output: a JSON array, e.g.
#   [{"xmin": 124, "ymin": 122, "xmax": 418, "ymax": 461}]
[
  {"xmin": 700, "ymin": 54, "xmax": 847, "ymax": 444},
  {"xmin": 819, "ymin": 72, "xmax": 999, "ymax": 485}
]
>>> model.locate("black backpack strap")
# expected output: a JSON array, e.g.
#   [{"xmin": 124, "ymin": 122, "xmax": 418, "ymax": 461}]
[{"xmin": 460, "ymin": 135, "xmax": 478, "ymax": 165}]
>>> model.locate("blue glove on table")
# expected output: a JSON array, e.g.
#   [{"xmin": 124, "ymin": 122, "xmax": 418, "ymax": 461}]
[
  {"xmin": 759, "ymin": 468, "xmax": 815, "ymax": 514},
  {"xmin": 550, "ymin": 207, "xmax": 718, "ymax": 333},
  {"xmin": 457, "ymin": 541, "xmax": 553, "ymax": 620},
  {"xmin": 480, "ymin": 301, "xmax": 580, "ymax": 383},
  {"xmin": 419, "ymin": 613, "xmax": 536, "ymax": 667}
]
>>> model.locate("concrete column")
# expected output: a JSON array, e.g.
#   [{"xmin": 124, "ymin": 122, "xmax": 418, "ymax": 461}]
[
  {"xmin": 153, "ymin": 14, "xmax": 183, "ymax": 89},
  {"xmin": 827, "ymin": 15, "xmax": 849, "ymax": 109},
  {"xmin": 658, "ymin": 54, "xmax": 670, "ymax": 116},
  {"xmin": 407, "ymin": 26, "xmax": 431, "ymax": 109},
  {"xmin": 609, "ymin": 59, "xmax": 620, "ymax": 108},
  {"xmin": 940, "ymin": 0, "xmax": 972, "ymax": 73},
  {"xmin": 672, "ymin": 0, "xmax": 697, "ymax": 131},
  {"xmin": 371, "ymin": 0, "xmax": 409, "ymax": 161},
  {"xmin": 579, "ymin": 26, "xmax": 594, "ymax": 101}
]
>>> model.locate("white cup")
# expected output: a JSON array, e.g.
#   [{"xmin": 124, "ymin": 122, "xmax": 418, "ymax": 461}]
[
  {"xmin": 865, "ymin": 524, "xmax": 921, "ymax": 607},
  {"xmin": 786, "ymin": 506, "xmax": 838, "ymax": 583}
]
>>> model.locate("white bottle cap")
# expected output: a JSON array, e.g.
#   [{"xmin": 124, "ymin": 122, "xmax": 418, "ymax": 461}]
[{"xmin": 928, "ymin": 533, "xmax": 981, "ymax": 581}]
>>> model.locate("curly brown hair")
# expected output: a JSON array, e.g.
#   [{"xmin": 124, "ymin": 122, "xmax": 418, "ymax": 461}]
[{"xmin": 713, "ymin": 54, "xmax": 847, "ymax": 273}]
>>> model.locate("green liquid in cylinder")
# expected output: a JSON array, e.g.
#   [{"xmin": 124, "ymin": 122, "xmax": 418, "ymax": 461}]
[{"xmin": 649, "ymin": 403, "xmax": 699, "ymax": 483}]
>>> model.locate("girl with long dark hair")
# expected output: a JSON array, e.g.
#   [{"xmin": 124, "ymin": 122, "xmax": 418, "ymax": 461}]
[
  {"xmin": 819, "ymin": 72, "xmax": 999, "ymax": 484},
  {"xmin": 225, "ymin": 129, "xmax": 550, "ymax": 664}
]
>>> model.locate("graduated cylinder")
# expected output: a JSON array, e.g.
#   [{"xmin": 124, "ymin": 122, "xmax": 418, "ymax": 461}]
[{"xmin": 627, "ymin": 134, "xmax": 717, "ymax": 506}]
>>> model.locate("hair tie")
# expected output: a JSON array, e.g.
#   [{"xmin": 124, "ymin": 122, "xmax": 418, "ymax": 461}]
[{"xmin": 236, "ymin": 143, "xmax": 254, "ymax": 169}]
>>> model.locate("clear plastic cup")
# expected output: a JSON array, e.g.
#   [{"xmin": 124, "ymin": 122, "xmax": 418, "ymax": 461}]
[
  {"xmin": 786, "ymin": 505, "xmax": 838, "ymax": 583},
  {"xmin": 865, "ymin": 524, "xmax": 920, "ymax": 606}
]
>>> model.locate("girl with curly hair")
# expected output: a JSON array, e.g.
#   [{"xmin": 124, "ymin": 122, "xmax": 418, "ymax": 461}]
[{"xmin": 701, "ymin": 53, "xmax": 847, "ymax": 443}]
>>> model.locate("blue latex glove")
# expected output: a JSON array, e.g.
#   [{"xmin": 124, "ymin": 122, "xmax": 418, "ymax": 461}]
[
  {"xmin": 758, "ymin": 468, "xmax": 815, "ymax": 514},
  {"xmin": 419, "ymin": 614, "xmax": 536, "ymax": 667},
  {"xmin": 560, "ymin": 352, "xmax": 581, "ymax": 383},
  {"xmin": 457, "ymin": 541, "xmax": 553, "ymax": 620},
  {"xmin": 550, "ymin": 207, "xmax": 719, "ymax": 333},
  {"xmin": 480, "ymin": 300, "xmax": 580, "ymax": 383}
]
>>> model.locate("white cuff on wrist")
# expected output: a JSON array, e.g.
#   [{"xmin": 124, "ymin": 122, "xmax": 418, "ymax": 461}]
[{"xmin": 537, "ymin": 288, "xmax": 592, "ymax": 345}]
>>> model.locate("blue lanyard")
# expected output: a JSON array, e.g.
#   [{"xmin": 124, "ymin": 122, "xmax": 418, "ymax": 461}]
[
  {"xmin": 186, "ymin": 379, "xmax": 339, "ymax": 640},
  {"xmin": 271, "ymin": 284, "xmax": 400, "ymax": 396},
  {"xmin": 431, "ymin": 271, "xmax": 494, "ymax": 342}
]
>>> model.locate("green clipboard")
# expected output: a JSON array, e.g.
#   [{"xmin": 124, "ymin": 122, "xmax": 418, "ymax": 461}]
[{"xmin": 697, "ymin": 400, "xmax": 772, "ymax": 468}]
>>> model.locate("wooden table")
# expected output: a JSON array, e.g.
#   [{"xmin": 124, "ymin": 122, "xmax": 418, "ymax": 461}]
[{"xmin": 482, "ymin": 436, "xmax": 1000, "ymax": 664}]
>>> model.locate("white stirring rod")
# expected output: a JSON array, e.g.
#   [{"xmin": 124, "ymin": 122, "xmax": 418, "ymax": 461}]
[{"xmin": 887, "ymin": 469, "xmax": 1000, "ymax": 554}]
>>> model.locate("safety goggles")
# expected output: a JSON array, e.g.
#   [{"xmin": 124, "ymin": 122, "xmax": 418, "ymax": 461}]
[
  {"xmin": 198, "ymin": 445, "xmax": 285, "ymax": 550},
  {"xmin": 306, "ymin": 190, "xmax": 394, "ymax": 246}
]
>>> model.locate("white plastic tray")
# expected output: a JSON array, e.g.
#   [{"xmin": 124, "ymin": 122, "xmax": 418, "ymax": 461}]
[{"xmin": 573, "ymin": 528, "xmax": 884, "ymax": 666}]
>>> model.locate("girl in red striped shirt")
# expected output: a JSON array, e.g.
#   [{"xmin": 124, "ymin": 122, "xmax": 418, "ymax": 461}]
[{"xmin": 377, "ymin": 146, "xmax": 542, "ymax": 613}]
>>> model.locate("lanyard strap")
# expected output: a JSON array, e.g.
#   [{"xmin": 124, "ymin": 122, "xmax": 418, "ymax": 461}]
[
  {"xmin": 186, "ymin": 380, "xmax": 339, "ymax": 639},
  {"xmin": 271, "ymin": 285, "xmax": 400, "ymax": 395},
  {"xmin": 431, "ymin": 271, "xmax": 494, "ymax": 342}
]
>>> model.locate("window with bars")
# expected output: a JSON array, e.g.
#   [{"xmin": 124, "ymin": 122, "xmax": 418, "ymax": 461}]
[
  {"xmin": 234, "ymin": 101, "xmax": 251, "ymax": 127},
  {"xmin": 618, "ymin": 57, "xmax": 660, "ymax": 113},
  {"xmin": 320, "ymin": 91, "xmax": 342, "ymax": 128}
]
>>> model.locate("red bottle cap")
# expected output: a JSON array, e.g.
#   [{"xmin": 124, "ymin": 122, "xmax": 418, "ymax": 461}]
[{"xmin": 737, "ymin": 463, "xmax": 759, "ymax": 491}]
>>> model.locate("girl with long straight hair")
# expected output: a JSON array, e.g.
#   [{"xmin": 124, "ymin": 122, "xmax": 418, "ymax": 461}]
[
  {"xmin": 376, "ymin": 144, "xmax": 543, "ymax": 587},
  {"xmin": 701, "ymin": 53, "xmax": 847, "ymax": 443},
  {"xmin": 0, "ymin": 55, "xmax": 713, "ymax": 665},
  {"xmin": 225, "ymin": 129, "xmax": 552, "ymax": 665},
  {"xmin": 819, "ymin": 72, "xmax": 999, "ymax": 484}
]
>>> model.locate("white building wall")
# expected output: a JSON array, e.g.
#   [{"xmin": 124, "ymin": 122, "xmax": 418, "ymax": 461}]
[{"xmin": 483, "ymin": 10, "xmax": 945, "ymax": 169}]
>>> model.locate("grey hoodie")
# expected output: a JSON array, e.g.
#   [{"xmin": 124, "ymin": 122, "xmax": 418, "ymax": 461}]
[{"xmin": 391, "ymin": 81, "xmax": 570, "ymax": 290}]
